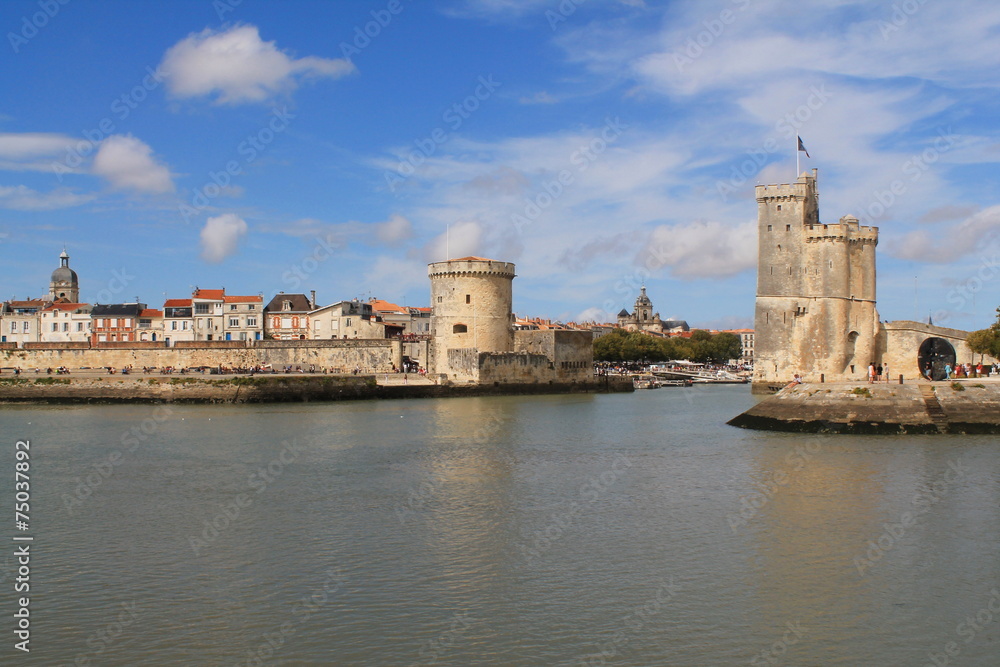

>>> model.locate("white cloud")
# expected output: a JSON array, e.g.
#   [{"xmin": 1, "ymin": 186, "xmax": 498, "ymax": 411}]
[
  {"xmin": 200, "ymin": 213, "xmax": 248, "ymax": 263},
  {"xmin": 375, "ymin": 214, "xmax": 414, "ymax": 245},
  {"xmin": 92, "ymin": 135, "xmax": 174, "ymax": 194},
  {"xmin": 0, "ymin": 132, "xmax": 77, "ymax": 172},
  {"xmin": 424, "ymin": 220, "xmax": 484, "ymax": 261},
  {"xmin": 644, "ymin": 220, "xmax": 756, "ymax": 279},
  {"xmin": 160, "ymin": 25, "xmax": 355, "ymax": 105},
  {"xmin": 891, "ymin": 206, "xmax": 1000, "ymax": 263},
  {"xmin": 0, "ymin": 185, "xmax": 94, "ymax": 210}
]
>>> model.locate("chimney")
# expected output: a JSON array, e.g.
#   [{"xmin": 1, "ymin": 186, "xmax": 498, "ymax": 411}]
[{"xmin": 310, "ymin": 290, "xmax": 316, "ymax": 309}]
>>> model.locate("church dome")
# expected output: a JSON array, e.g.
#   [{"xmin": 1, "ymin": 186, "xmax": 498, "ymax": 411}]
[
  {"xmin": 51, "ymin": 266, "xmax": 78, "ymax": 284},
  {"xmin": 635, "ymin": 286, "xmax": 652, "ymax": 307},
  {"xmin": 51, "ymin": 250, "xmax": 78, "ymax": 286}
]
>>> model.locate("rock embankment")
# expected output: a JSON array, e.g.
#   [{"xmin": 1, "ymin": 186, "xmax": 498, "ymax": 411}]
[
  {"xmin": 0, "ymin": 374, "xmax": 632, "ymax": 405},
  {"xmin": 728, "ymin": 381, "xmax": 1000, "ymax": 434}
]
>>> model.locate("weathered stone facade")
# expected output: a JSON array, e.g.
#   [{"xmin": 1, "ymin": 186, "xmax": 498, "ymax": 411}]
[
  {"xmin": 752, "ymin": 170, "xmax": 995, "ymax": 392},
  {"xmin": 753, "ymin": 170, "xmax": 880, "ymax": 390},
  {"xmin": 0, "ymin": 339, "xmax": 401, "ymax": 373},
  {"xmin": 427, "ymin": 257, "xmax": 594, "ymax": 384}
]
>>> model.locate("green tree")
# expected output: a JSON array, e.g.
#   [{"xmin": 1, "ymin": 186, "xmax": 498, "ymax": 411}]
[
  {"xmin": 594, "ymin": 329, "xmax": 627, "ymax": 361},
  {"xmin": 965, "ymin": 328, "xmax": 995, "ymax": 363},
  {"xmin": 706, "ymin": 332, "xmax": 742, "ymax": 363}
]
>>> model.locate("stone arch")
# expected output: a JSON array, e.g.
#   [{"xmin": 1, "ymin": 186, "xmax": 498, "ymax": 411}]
[
  {"xmin": 453, "ymin": 323, "xmax": 468, "ymax": 334},
  {"xmin": 918, "ymin": 337, "xmax": 956, "ymax": 381}
]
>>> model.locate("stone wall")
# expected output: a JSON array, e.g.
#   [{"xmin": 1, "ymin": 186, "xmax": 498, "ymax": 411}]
[
  {"xmin": 880, "ymin": 321, "xmax": 996, "ymax": 380},
  {"xmin": 0, "ymin": 340, "xmax": 401, "ymax": 373},
  {"xmin": 514, "ymin": 329, "xmax": 593, "ymax": 382},
  {"xmin": 478, "ymin": 352, "xmax": 551, "ymax": 384}
]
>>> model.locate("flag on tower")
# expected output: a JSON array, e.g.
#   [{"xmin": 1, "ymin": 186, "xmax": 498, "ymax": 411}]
[{"xmin": 797, "ymin": 136, "xmax": 810, "ymax": 158}]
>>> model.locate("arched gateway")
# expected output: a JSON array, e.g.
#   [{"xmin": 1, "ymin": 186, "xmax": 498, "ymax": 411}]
[{"xmin": 918, "ymin": 337, "xmax": 956, "ymax": 381}]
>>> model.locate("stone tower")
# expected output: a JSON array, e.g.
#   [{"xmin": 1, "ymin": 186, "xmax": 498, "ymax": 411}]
[
  {"xmin": 49, "ymin": 249, "xmax": 80, "ymax": 303},
  {"xmin": 428, "ymin": 257, "xmax": 516, "ymax": 379},
  {"xmin": 753, "ymin": 170, "xmax": 880, "ymax": 391}
]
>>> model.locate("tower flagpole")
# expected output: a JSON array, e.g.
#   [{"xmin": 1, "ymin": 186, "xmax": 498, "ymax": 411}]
[{"xmin": 795, "ymin": 135, "xmax": 800, "ymax": 179}]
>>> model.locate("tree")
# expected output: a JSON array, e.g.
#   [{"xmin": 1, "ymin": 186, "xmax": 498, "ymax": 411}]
[
  {"xmin": 706, "ymin": 332, "xmax": 742, "ymax": 363},
  {"xmin": 965, "ymin": 328, "xmax": 995, "ymax": 364}
]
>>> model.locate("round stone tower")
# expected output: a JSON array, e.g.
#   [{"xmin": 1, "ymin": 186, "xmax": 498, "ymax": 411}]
[
  {"xmin": 427, "ymin": 257, "xmax": 516, "ymax": 378},
  {"xmin": 49, "ymin": 249, "xmax": 80, "ymax": 303}
]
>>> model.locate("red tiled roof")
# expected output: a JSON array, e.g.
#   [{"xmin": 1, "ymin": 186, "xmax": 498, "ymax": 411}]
[
  {"xmin": 140, "ymin": 309, "xmax": 163, "ymax": 317},
  {"xmin": 193, "ymin": 289, "xmax": 225, "ymax": 300},
  {"xmin": 42, "ymin": 302, "xmax": 88, "ymax": 312},
  {"xmin": 7, "ymin": 299, "xmax": 46, "ymax": 307},
  {"xmin": 413, "ymin": 307, "xmax": 432, "ymax": 313},
  {"xmin": 163, "ymin": 298, "xmax": 192, "ymax": 307},
  {"xmin": 370, "ymin": 298, "xmax": 405, "ymax": 313},
  {"xmin": 223, "ymin": 295, "xmax": 262, "ymax": 303}
]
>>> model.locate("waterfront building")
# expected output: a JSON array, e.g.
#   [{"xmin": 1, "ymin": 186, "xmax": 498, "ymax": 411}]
[
  {"xmin": 264, "ymin": 292, "xmax": 315, "ymax": 340},
  {"xmin": 191, "ymin": 289, "xmax": 225, "ymax": 341},
  {"xmin": 40, "ymin": 302, "xmax": 92, "ymax": 343},
  {"xmin": 369, "ymin": 298, "xmax": 431, "ymax": 337},
  {"xmin": 137, "ymin": 308, "xmax": 163, "ymax": 342},
  {"xmin": 90, "ymin": 303, "xmax": 146, "ymax": 344},
  {"xmin": 222, "ymin": 294, "xmax": 263, "ymax": 341},
  {"xmin": 1, "ymin": 299, "xmax": 46, "ymax": 345},
  {"xmin": 163, "ymin": 298, "xmax": 195, "ymax": 345},
  {"xmin": 309, "ymin": 299, "xmax": 384, "ymax": 339}
]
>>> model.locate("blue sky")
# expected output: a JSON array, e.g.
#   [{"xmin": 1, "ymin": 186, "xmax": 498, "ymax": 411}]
[{"xmin": 2, "ymin": 0, "xmax": 999, "ymax": 330}]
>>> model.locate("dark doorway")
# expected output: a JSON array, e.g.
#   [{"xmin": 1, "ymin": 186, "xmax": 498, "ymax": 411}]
[{"xmin": 918, "ymin": 337, "xmax": 956, "ymax": 381}]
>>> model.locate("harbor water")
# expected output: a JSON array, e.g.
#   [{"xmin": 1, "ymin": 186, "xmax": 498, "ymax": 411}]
[{"xmin": 1, "ymin": 385, "xmax": 999, "ymax": 665}]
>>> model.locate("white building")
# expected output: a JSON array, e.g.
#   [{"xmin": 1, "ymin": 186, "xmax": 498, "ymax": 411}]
[
  {"xmin": 39, "ymin": 302, "xmax": 92, "ymax": 343},
  {"xmin": 309, "ymin": 300, "xmax": 384, "ymax": 339}
]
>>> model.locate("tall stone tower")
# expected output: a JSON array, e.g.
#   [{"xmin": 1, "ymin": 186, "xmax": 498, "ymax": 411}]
[
  {"xmin": 753, "ymin": 170, "xmax": 879, "ymax": 391},
  {"xmin": 428, "ymin": 257, "xmax": 516, "ymax": 380},
  {"xmin": 49, "ymin": 249, "xmax": 80, "ymax": 303}
]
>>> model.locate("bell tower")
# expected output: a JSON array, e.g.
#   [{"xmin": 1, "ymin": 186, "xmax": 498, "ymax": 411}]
[{"xmin": 49, "ymin": 249, "xmax": 80, "ymax": 303}]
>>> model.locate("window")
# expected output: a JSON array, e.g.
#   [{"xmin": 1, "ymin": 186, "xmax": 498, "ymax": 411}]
[
  {"xmin": 76, "ymin": 323, "xmax": 84, "ymax": 332},
  {"xmin": 247, "ymin": 317, "xmax": 257, "ymax": 327},
  {"xmin": 767, "ymin": 225, "xmax": 772, "ymax": 232},
  {"xmin": 195, "ymin": 304, "xmax": 210, "ymax": 314},
  {"xmin": 453, "ymin": 324, "xmax": 467, "ymax": 333},
  {"xmin": 230, "ymin": 304, "xmax": 237, "ymax": 310},
  {"xmin": 777, "ymin": 205, "xmax": 782, "ymax": 211},
  {"xmin": 182, "ymin": 321, "xmax": 189, "ymax": 330},
  {"xmin": 466, "ymin": 294, "xmax": 471, "ymax": 304},
  {"xmin": 282, "ymin": 300, "xmax": 292, "ymax": 311},
  {"xmin": 123, "ymin": 318, "xmax": 132, "ymax": 327},
  {"xmin": 9, "ymin": 322, "xmax": 14, "ymax": 334},
  {"xmin": 248, "ymin": 304, "xmax": 256, "ymax": 310},
  {"xmin": 23, "ymin": 321, "xmax": 29, "ymax": 332},
  {"xmin": 62, "ymin": 323, "xmax": 68, "ymax": 332},
  {"xmin": 437, "ymin": 296, "xmax": 443, "ymax": 303},
  {"xmin": 51, "ymin": 323, "xmax": 58, "ymax": 332},
  {"xmin": 314, "ymin": 321, "xmax": 322, "ymax": 330},
  {"xmin": 171, "ymin": 321, "xmax": 178, "ymax": 330},
  {"xmin": 346, "ymin": 318, "xmax": 352, "ymax": 326},
  {"xmin": 229, "ymin": 317, "xmax": 239, "ymax": 327},
  {"xmin": 786, "ymin": 225, "xmax": 791, "ymax": 231}
]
